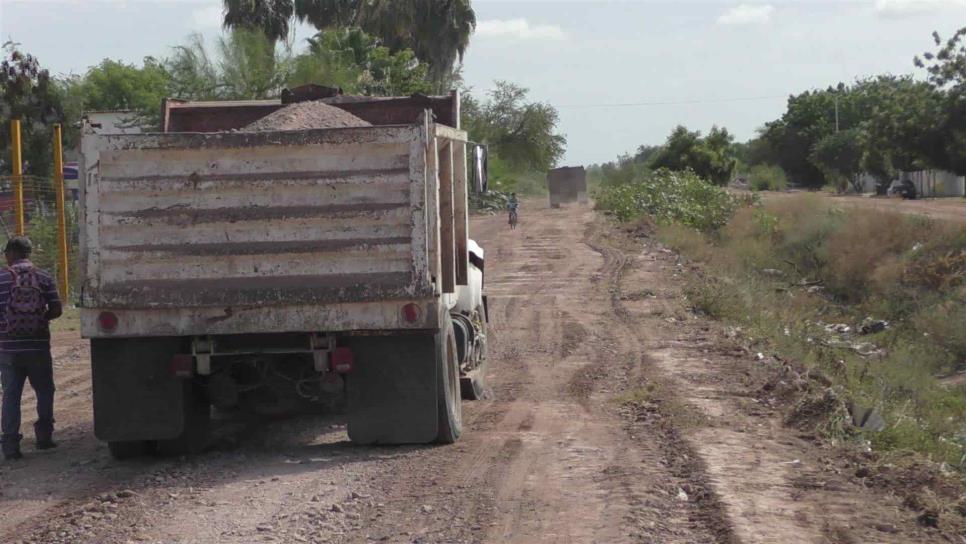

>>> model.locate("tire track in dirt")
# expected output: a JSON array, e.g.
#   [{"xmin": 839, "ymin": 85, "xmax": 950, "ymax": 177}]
[
  {"xmin": 604, "ymin": 218, "xmax": 958, "ymax": 543},
  {"xmin": 5, "ymin": 200, "xmax": 947, "ymax": 544}
]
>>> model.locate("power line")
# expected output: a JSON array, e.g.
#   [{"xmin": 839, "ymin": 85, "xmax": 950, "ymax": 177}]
[{"xmin": 556, "ymin": 94, "xmax": 788, "ymax": 109}]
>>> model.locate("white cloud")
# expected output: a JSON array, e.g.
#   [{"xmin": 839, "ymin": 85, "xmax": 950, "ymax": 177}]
[
  {"xmin": 716, "ymin": 4, "xmax": 774, "ymax": 25},
  {"xmin": 874, "ymin": 0, "xmax": 966, "ymax": 17},
  {"xmin": 191, "ymin": 5, "xmax": 223, "ymax": 29},
  {"xmin": 476, "ymin": 19, "xmax": 566, "ymax": 41}
]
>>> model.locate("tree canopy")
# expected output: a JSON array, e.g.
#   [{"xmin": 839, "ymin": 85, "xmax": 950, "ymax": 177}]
[
  {"xmin": 753, "ymin": 71, "xmax": 960, "ymax": 188},
  {"xmin": 290, "ymin": 28, "xmax": 432, "ymax": 96},
  {"xmin": 0, "ymin": 42, "xmax": 64, "ymax": 176},
  {"xmin": 648, "ymin": 125, "xmax": 737, "ymax": 186},
  {"xmin": 462, "ymin": 81, "xmax": 566, "ymax": 173},
  {"xmin": 222, "ymin": 0, "xmax": 476, "ymax": 84}
]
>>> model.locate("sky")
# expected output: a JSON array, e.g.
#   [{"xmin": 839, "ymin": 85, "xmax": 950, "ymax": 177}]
[{"xmin": 2, "ymin": 0, "xmax": 965, "ymax": 165}]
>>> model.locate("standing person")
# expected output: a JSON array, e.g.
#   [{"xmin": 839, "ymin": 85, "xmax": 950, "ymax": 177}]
[{"xmin": 0, "ymin": 236, "xmax": 62, "ymax": 460}]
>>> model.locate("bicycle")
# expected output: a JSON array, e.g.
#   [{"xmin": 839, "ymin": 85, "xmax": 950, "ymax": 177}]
[{"xmin": 508, "ymin": 209, "xmax": 518, "ymax": 230}]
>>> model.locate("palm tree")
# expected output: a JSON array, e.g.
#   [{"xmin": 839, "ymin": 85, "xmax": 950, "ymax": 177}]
[
  {"xmin": 223, "ymin": 0, "xmax": 476, "ymax": 85},
  {"xmin": 222, "ymin": 0, "xmax": 295, "ymax": 43}
]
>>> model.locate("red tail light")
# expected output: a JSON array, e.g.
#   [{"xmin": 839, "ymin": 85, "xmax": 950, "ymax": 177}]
[
  {"xmin": 330, "ymin": 347, "xmax": 354, "ymax": 374},
  {"xmin": 98, "ymin": 311, "xmax": 118, "ymax": 332},
  {"xmin": 170, "ymin": 354, "xmax": 194, "ymax": 379},
  {"xmin": 401, "ymin": 303, "xmax": 422, "ymax": 323}
]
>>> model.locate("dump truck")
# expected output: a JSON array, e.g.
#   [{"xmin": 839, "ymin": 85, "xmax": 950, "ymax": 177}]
[
  {"xmin": 547, "ymin": 166, "xmax": 588, "ymax": 208},
  {"xmin": 79, "ymin": 91, "xmax": 489, "ymax": 458}
]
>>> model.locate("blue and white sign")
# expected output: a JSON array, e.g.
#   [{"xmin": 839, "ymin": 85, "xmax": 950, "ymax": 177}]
[{"xmin": 63, "ymin": 161, "xmax": 79, "ymax": 181}]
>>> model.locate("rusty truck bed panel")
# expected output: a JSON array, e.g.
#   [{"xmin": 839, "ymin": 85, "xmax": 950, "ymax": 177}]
[
  {"xmin": 82, "ymin": 125, "xmax": 431, "ymax": 315},
  {"xmin": 80, "ymin": 116, "xmax": 472, "ymax": 338}
]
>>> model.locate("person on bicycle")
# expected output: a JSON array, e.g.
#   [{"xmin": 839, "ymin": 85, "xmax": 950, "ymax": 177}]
[{"xmin": 507, "ymin": 193, "xmax": 519, "ymax": 229}]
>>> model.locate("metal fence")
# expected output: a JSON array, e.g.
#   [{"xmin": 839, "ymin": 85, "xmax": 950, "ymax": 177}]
[{"xmin": 3, "ymin": 122, "xmax": 76, "ymax": 303}]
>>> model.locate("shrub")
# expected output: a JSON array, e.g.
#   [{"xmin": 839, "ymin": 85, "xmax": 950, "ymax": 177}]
[
  {"xmin": 747, "ymin": 164, "xmax": 789, "ymax": 191},
  {"xmin": 594, "ymin": 168, "xmax": 740, "ymax": 231}
]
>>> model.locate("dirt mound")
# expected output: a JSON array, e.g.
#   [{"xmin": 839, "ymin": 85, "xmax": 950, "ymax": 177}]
[{"xmin": 243, "ymin": 100, "xmax": 371, "ymax": 131}]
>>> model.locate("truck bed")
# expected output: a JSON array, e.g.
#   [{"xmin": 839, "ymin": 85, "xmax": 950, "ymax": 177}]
[{"xmin": 80, "ymin": 117, "xmax": 469, "ymax": 338}]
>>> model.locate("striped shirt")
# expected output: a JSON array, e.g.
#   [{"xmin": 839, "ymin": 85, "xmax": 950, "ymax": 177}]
[{"xmin": 0, "ymin": 260, "xmax": 62, "ymax": 354}]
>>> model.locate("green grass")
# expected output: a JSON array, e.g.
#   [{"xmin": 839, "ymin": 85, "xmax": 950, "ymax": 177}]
[{"xmin": 51, "ymin": 306, "xmax": 80, "ymax": 334}]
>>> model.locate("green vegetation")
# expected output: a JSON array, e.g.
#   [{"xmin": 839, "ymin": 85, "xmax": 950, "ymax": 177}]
[
  {"xmin": 462, "ymin": 81, "xmax": 566, "ymax": 196},
  {"xmin": 752, "ymin": 76, "xmax": 947, "ymax": 190},
  {"xmin": 51, "ymin": 306, "xmax": 79, "ymax": 333},
  {"xmin": 809, "ymin": 128, "xmax": 864, "ymax": 193},
  {"xmin": 601, "ymin": 26, "xmax": 966, "ymax": 192},
  {"xmin": 0, "ymin": 42, "xmax": 64, "ymax": 177},
  {"xmin": 747, "ymin": 164, "xmax": 788, "ymax": 192},
  {"xmin": 658, "ymin": 195, "xmax": 966, "ymax": 468},
  {"xmin": 749, "ymin": 28, "xmax": 966, "ymax": 189},
  {"xmin": 290, "ymin": 28, "xmax": 431, "ymax": 96},
  {"xmin": 590, "ymin": 125, "xmax": 739, "ymax": 190},
  {"xmin": 594, "ymin": 168, "xmax": 741, "ymax": 231},
  {"xmin": 649, "ymin": 125, "xmax": 737, "ymax": 186},
  {"xmin": 222, "ymin": 0, "xmax": 476, "ymax": 85}
]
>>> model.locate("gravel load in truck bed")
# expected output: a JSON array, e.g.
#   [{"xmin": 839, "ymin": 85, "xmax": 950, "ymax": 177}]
[{"xmin": 243, "ymin": 100, "xmax": 372, "ymax": 131}]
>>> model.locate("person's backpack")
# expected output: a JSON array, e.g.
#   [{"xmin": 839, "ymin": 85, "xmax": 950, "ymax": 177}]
[{"xmin": 6, "ymin": 266, "xmax": 47, "ymax": 337}]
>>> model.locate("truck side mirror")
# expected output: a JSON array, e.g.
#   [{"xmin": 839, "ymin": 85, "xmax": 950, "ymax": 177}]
[{"xmin": 470, "ymin": 144, "xmax": 488, "ymax": 193}]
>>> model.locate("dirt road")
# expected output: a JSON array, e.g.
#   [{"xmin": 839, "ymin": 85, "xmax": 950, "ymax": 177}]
[
  {"xmin": 761, "ymin": 191, "xmax": 966, "ymax": 224},
  {"xmin": 1, "ymin": 203, "xmax": 958, "ymax": 543}
]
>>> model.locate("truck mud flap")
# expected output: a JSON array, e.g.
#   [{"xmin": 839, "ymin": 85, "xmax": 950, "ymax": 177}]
[
  {"xmin": 344, "ymin": 334, "xmax": 438, "ymax": 445},
  {"xmin": 91, "ymin": 337, "xmax": 187, "ymax": 442}
]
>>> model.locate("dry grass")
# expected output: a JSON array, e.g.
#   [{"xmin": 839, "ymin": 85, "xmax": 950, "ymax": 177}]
[{"xmin": 658, "ymin": 193, "xmax": 966, "ymax": 469}]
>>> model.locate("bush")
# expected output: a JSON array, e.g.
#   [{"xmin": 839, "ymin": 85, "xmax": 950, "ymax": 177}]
[
  {"xmin": 747, "ymin": 164, "xmax": 788, "ymax": 191},
  {"xmin": 594, "ymin": 168, "xmax": 740, "ymax": 231}
]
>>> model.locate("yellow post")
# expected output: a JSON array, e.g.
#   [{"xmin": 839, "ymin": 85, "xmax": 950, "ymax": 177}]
[
  {"xmin": 52, "ymin": 124, "xmax": 69, "ymax": 299},
  {"xmin": 10, "ymin": 119, "xmax": 24, "ymax": 235}
]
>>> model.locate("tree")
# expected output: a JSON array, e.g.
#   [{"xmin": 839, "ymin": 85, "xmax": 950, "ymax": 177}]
[
  {"xmin": 633, "ymin": 144, "xmax": 661, "ymax": 165},
  {"xmin": 858, "ymin": 76, "xmax": 944, "ymax": 186},
  {"xmin": 223, "ymin": 0, "xmax": 294, "ymax": 43},
  {"xmin": 290, "ymin": 29, "xmax": 431, "ymax": 95},
  {"xmin": 166, "ymin": 29, "xmax": 292, "ymax": 100},
  {"xmin": 649, "ymin": 125, "xmax": 737, "ymax": 186},
  {"xmin": 461, "ymin": 81, "xmax": 566, "ymax": 173},
  {"xmin": 223, "ymin": 0, "xmax": 476, "ymax": 85},
  {"xmin": 0, "ymin": 42, "xmax": 64, "ymax": 176},
  {"xmin": 757, "ymin": 75, "xmax": 951, "ymax": 187},
  {"xmin": 65, "ymin": 58, "xmax": 173, "ymax": 129},
  {"xmin": 810, "ymin": 129, "xmax": 863, "ymax": 192},
  {"xmin": 165, "ymin": 34, "xmax": 223, "ymax": 100},
  {"xmin": 915, "ymin": 27, "xmax": 966, "ymax": 175}
]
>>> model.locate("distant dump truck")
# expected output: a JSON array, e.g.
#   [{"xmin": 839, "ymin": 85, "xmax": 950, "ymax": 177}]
[
  {"xmin": 547, "ymin": 166, "xmax": 588, "ymax": 208},
  {"xmin": 79, "ymin": 90, "xmax": 490, "ymax": 458}
]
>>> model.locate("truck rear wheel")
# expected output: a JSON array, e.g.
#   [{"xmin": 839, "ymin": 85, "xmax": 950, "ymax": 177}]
[{"xmin": 436, "ymin": 326, "xmax": 463, "ymax": 444}]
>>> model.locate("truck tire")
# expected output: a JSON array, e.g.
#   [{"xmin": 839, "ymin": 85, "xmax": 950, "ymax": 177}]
[
  {"xmin": 108, "ymin": 440, "xmax": 148, "ymax": 460},
  {"xmin": 460, "ymin": 306, "xmax": 488, "ymax": 401},
  {"xmin": 436, "ymin": 325, "xmax": 463, "ymax": 444}
]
